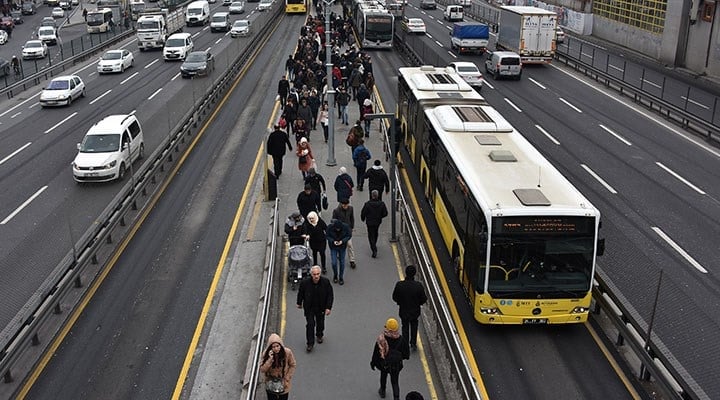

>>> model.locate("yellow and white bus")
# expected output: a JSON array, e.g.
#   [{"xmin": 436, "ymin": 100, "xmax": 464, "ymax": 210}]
[
  {"xmin": 398, "ymin": 66, "xmax": 605, "ymax": 324},
  {"xmin": 285, "ymin": 0, "xmax": 307, "ymax": 14}
]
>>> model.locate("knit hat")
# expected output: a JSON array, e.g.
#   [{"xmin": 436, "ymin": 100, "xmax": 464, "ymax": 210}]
[
  {"xmin": 374, "ymin": 159, "xmax": 381, "ymax": 166},
  {"xmin": 364, "ymin": 98, "xmax": 372, "ymax": 106},
  {"xmin": 299, "ymin": 137, "xmax": 308, "ymax": 144},
  {"xmin": 405, "ymin": 392, "xmax": 425, "ymax": 400},
  {"xmin": 405, "ymin": 265, "xmax": 416, "ymax": 278},
  {"xmin": 385, "ymin": 318, "xmax": 399, "ymax": 332}
]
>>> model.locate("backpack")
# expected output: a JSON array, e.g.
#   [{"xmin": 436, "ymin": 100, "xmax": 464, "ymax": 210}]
[
  {"xmin": 383, "ymin": 343, "xmax": 403, "ymax": 373},
  {"xmin": 346, "ymin": 130, "xmax": 359, "ymax": 147}
]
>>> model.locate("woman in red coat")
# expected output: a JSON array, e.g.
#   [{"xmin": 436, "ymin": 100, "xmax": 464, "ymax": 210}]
[{"xmin": 296, "ymin": 137, "xmax": 314, "ymax": 178}]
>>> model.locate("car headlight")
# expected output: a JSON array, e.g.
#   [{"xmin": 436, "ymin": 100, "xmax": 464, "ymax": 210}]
[{"xmin": 104, "ymin": 160, "xmax": 117, "ymax": 169}]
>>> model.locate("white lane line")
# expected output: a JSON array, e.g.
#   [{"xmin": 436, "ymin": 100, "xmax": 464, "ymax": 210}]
[
  {"xmin": 90, "ymin": 89, "xmax": 112, "ymax": 105},
  {"xmin": 121, "ymin": 71, "xmax": 139, "ymax": 85},
  {"xmin": 0, "ymin": 92, "xmax": 41, "ymax": 118},
  {"xmin": 559, "ymin": 97, "xmax": 583, "ymax": 113},
  {"xmin": 145, "ymin": 59, "xmax": 160, "ymax": 69},
  {"xmin": 435, "ymin": 40, "xmax": 443, "ymax": 47},
  {"xmin": 535, "ymin": 125, "xmax": 560, "ymax": 145},
  {"xmin": 171, "ymin": 72, "xmax": 181, "ymax": 81},
  {"xmin": 10, "ymin": 112, "xmax": 21, "ymax": 118},
  {"xmin": 0, "ymin": 142, "xmax": 31, "ymax": 166},
  {"xmin": 482, "ymin": 81, "xmax": 494, "ymax": 90},
  {"xmin": 655, "ymin": 162, "xmax": 706, "ymax": 195},
  {"xmin": 642, "ymin": 79, "xmax": 661, "ymax": 89},
  {"xmin": 504, "ymin": 98, "xmax": 522, "ymax": 112},
  {"xmin": 608, "ymin": 64, "xmax": 623, "ymax": 72},
  {"xmin": 599, "ymin": 124, "xmax": 632, "ymax": 146},
  {"xmin": 426, "ymin": 33, "xmax": 433, "ymax": 39},
  {"xmin": 680, "ymin": 96, "xmax": 710, "ymax": 110},
  {"xmin": 148, "ymin": 88, "xmax": 163, "ymax": 100},
  {"xmin": 581, "ymin": 164, "xmax": 617, "ymax": 194},
  {"xmin": 1, "ymin": 186, "xmax": 48, "ymax": 225},
  {"xmin": 528, "ymin": 77, "xmax": 546, "ymax": 89},
  {"xmin": 652, "ymin": 227, "xmax": 708, "ymax": 273},
  {"xmin": 215, "ymin": 37, "xmax": 222, "ymax": 44},
  {"xmin": 44, "ymin": 112, "xmax": 77, "ymax": 134},
  {"xmin": 447, "ymin": 51, "xmax": 457, "ymax": 58}
]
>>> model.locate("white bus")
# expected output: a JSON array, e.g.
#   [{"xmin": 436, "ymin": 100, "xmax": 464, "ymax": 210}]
[
  {"xmin": 86, "ymin": 8, "xmax": 114, "ymax": 33},
  {"xmin": 352, "ymin": 0, "xmax": 394, "ymax": 49}
]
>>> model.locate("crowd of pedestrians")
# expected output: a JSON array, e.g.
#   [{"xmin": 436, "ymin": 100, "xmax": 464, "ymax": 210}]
[{"xmin": 262, "ymin": 7, "xmax": 429, "ymax": 400}]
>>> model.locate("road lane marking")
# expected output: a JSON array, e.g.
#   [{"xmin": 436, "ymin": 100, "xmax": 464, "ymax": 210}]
[
  {"xmin": 599, "ymin": 124, "xmax": 632, "ymax": 146},
  {"xmin": 680, "ymin": 96, "xmax": 710, "ymax": 110},
  {"xmin": 655, "ymin": 162, "xmax": 706, "ymax": 195},
  {"xmin": 559, "ymin": 97, "xmax": 583, "ymax": 112},
  {"xmin": 435, "ymin": 40, "xmax": 443, "ymax": 47},
  {"xmin": 1, "ymin": 186, "xmax": 47, "ymax": 225},
  {"xmin": 90, "ymin": 89, "xmax": 112, "ymax": 105},
  {"xmin": 447, "ymin": 51, "xmax": 457, "ymax": 58},
  {"xmin": 0, "ymin": 142, "xmax": 32, "ymax": 166},
  {"xmin": 11, "ymin": 112, "xmax": 21, "ymax": 118},
  {"xmin": 581, "ymin": 164, "xmax": 617, "ymax": 194},
  {"xmin": 535, "ymin": 124, "xmax": 560, "ymax": 145},
  {"xmin": 482, "ymin": 81, "xmax": 494, "ymax": 90},
  {"xmin": 44, "ymin": 112, "xmax": 77, "ymax": 134},
  {"xmin": 120, "ymin": 71, "xmax": 139, "ymax": 85},
  {"xmin": 609, "ymin": 64, "xmax": 623, "ymax": 72},
  {"xmin": 504, "ymin": 98, "xmax": 522, "ymax": 112},
  {"xmin": 0, "ymin": 92, "xmax": 41, "ymax": 118},
  {"xmin": 215, "ymin": 37, "xmax": 222, "ymax": 44},
  {"xmin": 585, "ymin": 321, "xmax": 644, "ymax": 399},
  {"xmin": 145, "ymin": 59, "xmax": 159, "ymax": 69},
  {"xmin": 172, "ymin": 72, "xmax": 181, "ymax": 81},
  {"xmin": 652, "ymin": 227, "xmax": 708, "ymax": 273},
  {"xmin": 147, "ymin": 88, "xmax": 163, "ymax": 100},
  {"xmin": 642, "ymin": 78, "xmax": 661, "ymax": 89},
  {"xmin": 528, "ymin": 77, "xmax": 546, "ymax": 89}
]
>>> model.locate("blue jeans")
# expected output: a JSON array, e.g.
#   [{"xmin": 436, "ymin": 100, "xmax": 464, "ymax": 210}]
[
  {"xmin": 339, "ymin": 105, "xmax": 348, "ymax": 124},
  {"xmin": 330, "ymin": 247, "xmax": 346, "ymax": 279}
]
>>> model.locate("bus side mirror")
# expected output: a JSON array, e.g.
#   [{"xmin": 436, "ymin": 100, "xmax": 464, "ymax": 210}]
[{"xmin": 596, "ymin": 238, "xmax": 605, "ymax": 256}]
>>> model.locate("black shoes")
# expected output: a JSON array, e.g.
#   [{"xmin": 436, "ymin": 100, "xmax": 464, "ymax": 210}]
[
  {"xmin": 410, "ymin": 343, "xmax": 417, "ymax": 351},
  {"xmin": 333, "ymin": 277, "xmax": 338, "ymax": 283},
  {"xmin": 358, "ymin": 186, "xmax": 363, "ymax": 191},
  {"xmin": 371, "ymin": 251, "xmax": 377, "ymax": 258},
  {"xmin": 339, "ymin": 279, "xmax": 344, "ymax": 285},
  {"xmin": 306, "ymin": 344, "xmax": 313, "ymax": 352},
  {"xmin": 350, "ymin": 261, "xmax": 356, "ymax": 269},
  {"xmin": 378, "ymin": 388, "xmax": 386, "ymax": 398},
  {"xmin": 322, "ymin": 267, "xmax": 327, "ymax": 274},
  {"xmin": 317, "ymin": 336, "xmax": 324, "ymax": 344}
]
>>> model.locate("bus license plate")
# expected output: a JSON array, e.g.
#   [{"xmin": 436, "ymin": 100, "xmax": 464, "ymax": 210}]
[{"xmin": 523, "ymin": 318, "xmax": 547, "ymax": 325}]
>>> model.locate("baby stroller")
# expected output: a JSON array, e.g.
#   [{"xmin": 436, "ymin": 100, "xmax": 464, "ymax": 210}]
[{"xmin": 288, "ymin": 239, "xmax": 312, "ymax": 290}]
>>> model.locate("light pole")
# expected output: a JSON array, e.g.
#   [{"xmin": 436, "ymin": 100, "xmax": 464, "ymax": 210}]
[
  {"xmin": 323, "ymin": 0, "xmax": 337, "ymax": 166},
  {"xmin": 361, "ymin": 112, "xmax": 397, "ymax": 241}
]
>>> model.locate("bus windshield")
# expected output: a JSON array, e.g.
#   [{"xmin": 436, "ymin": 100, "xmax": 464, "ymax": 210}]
[
  {"xmin": 486, "ymin": 216, "xmax": 595, "ymax": 297},
  {"xmin": 87, "ymin": 12, "xmax": 109, "ymax": 25},
  {"xmin": 365, "ymin": 16, "xmax": 392, "ymax": 40}
]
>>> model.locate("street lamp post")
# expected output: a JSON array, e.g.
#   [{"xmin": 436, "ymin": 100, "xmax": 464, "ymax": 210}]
[
  {"xmin": 323, "ymin": 0, "xmax": 337, "ymax": 167},
  {"xmin": 361, "ymin": 112, "xmax": 397, "ymax": 241}
]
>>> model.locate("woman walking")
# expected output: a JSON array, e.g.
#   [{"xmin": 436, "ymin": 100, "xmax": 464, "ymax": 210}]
[
  {"xmin": 370, "ymin": 318, "xmax": 409, "ymax": 400},
  {"xmin": 303, "ymin": 211, "xmax": 328, "ymax": 274},
  {"xmin": 259, "ymin": 333, "xmax": 297, "ymax": 400}
]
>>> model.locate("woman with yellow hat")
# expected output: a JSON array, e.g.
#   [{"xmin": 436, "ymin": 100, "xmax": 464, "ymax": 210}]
[{"xmin": 370, "ymin": 318, "xmax": 409, "ymax": 399}]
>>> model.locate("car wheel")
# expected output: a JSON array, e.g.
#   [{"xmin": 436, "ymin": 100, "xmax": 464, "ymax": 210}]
[
  {"xmin": 121, "ymin": 64, "xmax": 124, "ymax": 73},
  {"xmin": 117, "ymin": 163, "xmax": 126, "ymax": 181},
  {"xmin": 138, "ymin": 143, "xmax": 145, "ymax": 160},
  {"xmin": 81, "ymin": 89, "xmax": 85, "ymax": 98}
]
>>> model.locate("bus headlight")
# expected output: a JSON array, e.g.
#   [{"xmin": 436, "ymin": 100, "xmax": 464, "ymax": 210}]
[
  {"xmin": 571, "ymin": 306, "xmax": 588, "ymax": 314},
  {"xmin": 480, "ymin": 307, "xmax": 500, "ymax": 315}
]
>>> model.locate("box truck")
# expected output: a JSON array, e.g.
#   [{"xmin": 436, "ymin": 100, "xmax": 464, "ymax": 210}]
[{"xmin": 496, "ymin": 6, "xmax": 557, "ymax": 64}]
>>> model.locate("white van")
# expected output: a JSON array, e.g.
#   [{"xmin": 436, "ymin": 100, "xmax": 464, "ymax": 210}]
[
  {"xmin": 210, "ymin": 11, "xmax": 231, "ymax": 32},
  {"xmin": 72, "ymin": 115, "xmax": 145, "ymax": 183},
  {"xmin": 163, "ymin": 32, "xmax": 194, "ymax": 60},
  {"xmin": 444, "ymin": 5, "xmax": 463, "ymax": 22},
  {"xmin": 485, "ymin": 51, "xmax": 522, "ymax": 80},
  {"xmin": 185, "ymin": 0, "xmax": 210, "ymax": 26}
]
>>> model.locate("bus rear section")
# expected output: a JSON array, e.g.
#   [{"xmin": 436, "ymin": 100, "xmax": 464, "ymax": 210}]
[{"xmin": 285, "ymin": 0, "xmax": 306, "ymax": 13}]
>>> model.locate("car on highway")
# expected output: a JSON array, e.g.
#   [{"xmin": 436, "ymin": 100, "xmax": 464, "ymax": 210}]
[
  {"xmin": 21, "ymin": 40, "xmax": 48, "ymax": 59},
  {"xmin": 51, "ymin": 7, "xmax": 65, "ymax": 18},
  {"xmin": 0, "ymin": 58, "xmax": 10, "ymax": 76},
  {"xmin": 22, "ymin": 1, "xmax": 37, "ymax": 15},
  {"xmin": 181, "ymin": 50, "xmax": 214, "ymax": 78},
  {"xmin": 210, "ymin": 11, "xmax": 231, "ymax": 32},
  {"xmin": 230, "ymin": 19, "xmax": 250, "ymax": 37},
  {"xmin": 38, "ymin": 26, "xmax": 58, "ymax": 45},
  {"xmin": 41, "ymin": 16, "xmax": 57, "ymax": 27},
  {"xmin": 401, "ymin": 16, "xmax": 426, "ymax": 34},
  {"xmin": 258, "ymin": 0, "xmax": 272, "ymax": 11},
  {"xmin": 555, "ymin": 26, "xmax": 565, "ymax": 43},
  {"xmin": 59, "ymin": 0, "xmax": 71, "ymax": 9},
  {"xmin": 222, "ymin": 0, "xmax": 232, "ymax": 5},
  {"xmin": 163, "ymin": 32, "xmax": 193, "ymax": 61},
  {"xmin": 11, "ymin": 10, "xmax": 24, "ymax": 24},
  {"xmin": 0, "ymin": 30, "xmax": 7, "ymax": 45},
  {"xmin": 71, "ymin": 0, "xmax": 80, "ymax": 5},
  {"xmin": 39, "ymin": 75, "xmax": 86, "ymax": 107},
  {"xmin": 419, "ymin": 0, "xmax": 435, "ymax": 9},
  {"xmin": 97, "ymin": 49, "xmax": 134, "ymax": 73},
  {"xmin": 447, "ymin": 61, "xmax": 483, "ymax": 90},
  {"xmin": 72, "ymin": 114, "xmax": 145, "ymax": 183},
  {"xmin": 484, "ymin": 50, "xmax": 522, "ymax": 80},
  {"xmin": 228, "ymin": 1, "xmax": 245, "ymax": 13},
  {"xmin": 0, "ymin": 16, "xmax": 15, "ymax": 32}
]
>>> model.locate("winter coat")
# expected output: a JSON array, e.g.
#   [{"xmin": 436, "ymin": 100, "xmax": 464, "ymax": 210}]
[
  {"xmin": 361, "ymin": 199, "xmax": 388, "ymax": 227},
  {"xmin": 305, "ymin": 172, "xmax": 326, "ymax": 194},
  {"xmin": 370, "ymin": 333, "xmax": 409, "ymax": 372},
  {"xmin": 331, "ymin": 205, "xmax": 355, "ymax": 230},
  {"xmin": 277, "ymin": 79, "xmax": 290, "ymax": 96},
  {"xmin": 297, "ymin": 190, "xmax": 321, "ymax": 218},
  {"xmin": 297, "ymin": 103, "xmax": 314, "ymax": 126},
  {"xmin": 392, "ymin": 277, "xmax": 428, "ymax": 320},
  {"xmin": 303, "ymin": 216, "xmax": 328, "ymax": 251},
  {"xmin": 363, "ymin": 166, "xmax": 390, "ymax": 193},
  {"xmin": 352, "ymin": 145, "xmax": 371, "ymax": 169},
  {"xmin": 267, "ymin": 129, "xmax": 293, "ymax": 157},
  {"xmin": 326, "ymin": 219, "xmax": 351, "ymax": 249},
  {"xmin": 260, "ymin": 333, "xmax": 297, "ymax": 394},
  {"xmin": 334, "ymin": 173, "xmax": 354, "ymax": 202},
  {"xmin": 297, "ymin": 275, "xmax": 334, "ymax": 314},
  {"xmin": 284, "ymin": 214, "xmax": 306, "ymax": 246},
  {"xmin": 350, "ymin": 68, "xmax": 363, "ymax": 88},
  {"xmin": 296, "ymin": 143, "xmax": 314, "ymax": 172},
  {"xmin": 357, "ymin": 86, "xmax": 370, "ymax": 105}
]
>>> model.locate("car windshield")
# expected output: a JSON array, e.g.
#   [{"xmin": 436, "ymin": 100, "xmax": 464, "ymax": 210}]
[
  {"xmin": 231, "ymin": 2, "xmax": 242, "ymax": 5},
  {"xmin": 26, "ymin": 41, "xmax": 42, "ymax": 48},
  {"xmin": 185, "ymin": 53, "xmax": 205, "ymax": 62},
  {"xmin": 39, "ymin": 28, "xmax": 53, "ymax": 35},
  {"xmin": 212, "ymin": 16, "xmax": 225, "ymax": 22},
  {"xmin": 166, "ymin": 38, "xmax": 185, "ymax": 47},
  {"xmin": 102, "ymin": 52, "xmax": 122, "ymax": 60},
  {"xmin": 46, "ymin": 80, "xmax": 69, "ymax": 90},
  {"xmin": 80, "ymin": 134, "xmax": 121, "ymax": 153},
  {"xmin": 187, "ymin": 8, "xmax": 202, "ymax": 15},
  {"xmin": 456, "ymin": 65, "xmax": 478, "ymax": 73},
  {"xmin": 234, "ymin": 21, "xmax": 248, "ymax": 27}
]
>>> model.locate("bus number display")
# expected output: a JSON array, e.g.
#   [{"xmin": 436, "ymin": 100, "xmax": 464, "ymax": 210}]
[{"xmin": 495, "ymin": 216, "xmax": 592, "ymax": 234}]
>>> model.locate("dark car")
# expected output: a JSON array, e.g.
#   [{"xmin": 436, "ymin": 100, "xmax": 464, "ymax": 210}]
[
  {"xmin": 11, "ymin": 10, "xmax": 24, "ymax": 24},
  {"xmin": 0, "ymin": 16, "xmax": 15, "ymax": 32},
  {"xmin": 180, "ymin": 51, "xmax": 214, "ymax": 78},
  {"xmin": 22, "ymin": 2, "xmax": 37, "ymax": 15},
  {"xmin": 419, "ymin": 0, "xmax": 436, "ymax": 9},
  {"xmin": 0, "ymin": 58, "xmax": 10, "ymax": 77}
]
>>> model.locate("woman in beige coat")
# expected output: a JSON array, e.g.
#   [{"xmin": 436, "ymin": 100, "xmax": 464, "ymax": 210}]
[{"xmin": 259, "ymin": 333, "xmax": 297, "ymax": 399}]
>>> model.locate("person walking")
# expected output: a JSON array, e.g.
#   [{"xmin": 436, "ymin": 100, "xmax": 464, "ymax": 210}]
[
  {"xmin": 304, "ymin": 167, "xmax": 326, "ymax": 196},
  {"xmin": 326, "ymin": 218, "xmax": 351, "ymax": 285},
  {"xmin": 296, "ymin": 184, "xmax": 321, "ymax": 218},
  {"xmin": 363, "ymin": 160, "xmax": 390, "ymax": 201},
  {"xmin": 317, "ymin": 102, "xmax": 330, "ymax": 142},
  {"xmin": 352, "ymin": 139, "xmax": 371, "ymax": 192},
  {"xmin": 296, "ymin": 98, "xmax": 314, "ymax": 132},
  {"xmin": 303, "ymin": 211, "xmax": 328, "ymax": 274},
  {"xmin": 392, "ymin": 265, "xmax": 428, "ymax": 351},
  {"xmin": 332, "ymin": 198, "xmax": 356, "ymax": 269},
  {"xmin": 360, "ymin": 98, "xmax": 374, "ymax": 137},
  {"xmin": 284, "ymin": 211, "xmax": 306, "ymax": 246},
  {"xmin": 370, "ymin": 318, "xmax": 409, "ymax": 400},
  {"xmin": 267, "ymin": 125, "xmax": 293, "ymax": 178},
  {"xmin": 360, "ymin": 190, "xmax": 388, "ymax": 258},
  {"xmin": 296, "ymin": 137, "xmax": 314, "ymax": 178},
  {"xmin": 296, "ymin": 266, "xmax": 333, "ymax": 352},
  {"xmin": 333, "ymin": 167, "xmax": 354, "ymax": 203},
  {"xmin": 336, "ymin": 86, "xmax": 350, "ymax": 125},
  {"xmin": 278, "ymin": 75, "xmax": 290, "ymax": 110},
  {"xmin": 346, "ymin": 120, "xmax": 364, "ymax": 154},
  {"xmin": 259, "ymin": 333, "xmax": 297, "ymax": 400}
]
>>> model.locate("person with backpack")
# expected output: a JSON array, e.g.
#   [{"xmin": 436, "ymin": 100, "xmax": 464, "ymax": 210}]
[
  {"xmin": 370, "ymin": 318, "xmax": 409, "ymax": 400},
  {"xmin": 352, "ymin": 139, "xmax": 371, "ymax": 192},
  {"xmin": 346, "ymin": 120, "xmax": 364, "ymax": 154}
]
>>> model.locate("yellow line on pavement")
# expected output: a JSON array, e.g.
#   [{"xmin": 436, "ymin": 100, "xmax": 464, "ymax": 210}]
[{"xmin": 585, "ymin": 322, "xmax": 643, "ymax": 399}]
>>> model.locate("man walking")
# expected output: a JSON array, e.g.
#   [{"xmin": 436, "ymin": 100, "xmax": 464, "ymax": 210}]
[
  {"xmin": 360, "ymin": 190, "xmax": 388, "ymax": 258},
  {"xmin": 326, "ymin": 218, "xmax": 351, "ymax": 285},
  {"xmin": 267, "ymin": 125, "xmax": 293, "ymax": 178},
  {"xmin": 297, "ymin": 266, "xmax": 334, "ymax": 352},
  {"xmin": 392, "ymin": 265, "xmax": 427, "ymax": 351},
  {"xmin": 297, "ymin": 184, "xmax": 321, "ymax": 218},
  {"xmin": 331, "ymin": 198, "xmax": 356, "ymax": 268},
  {"xmin": 363, "ymin": 160, "xmax": 390, "ymax": 200},
  {"xmin": 278, "ymin": 75, "xmax": 290, "ymax": 110},
  {"xmin": 352, "ymin": 139, "xmax": 371, "ymax": 192}
]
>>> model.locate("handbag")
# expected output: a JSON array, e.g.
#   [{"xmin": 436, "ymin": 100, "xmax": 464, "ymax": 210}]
[
  {"xmin": 266, "ymin": 378, "xmax": 284, "ymax": 394},
  {"xmin": 322, "ymin": 193, "xmax": 329, "ymax": 210},
  {"xmin": 299, "ymin": 155, "xmax": 308, "ymax": 164}
]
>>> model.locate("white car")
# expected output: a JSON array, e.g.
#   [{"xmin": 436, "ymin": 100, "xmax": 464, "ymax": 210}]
[
  {"xmin": 71, "ymin": 0, "xmax": 79, "ymax": 5},
  {"xmin": 447, "ymin": 61, "xmax": 483, "ymax": 90},
  {"xmin": 163, "ymin": 32, "xmax": 194, "ymax": 61},
  {"xmin": 0, "ymin": 30, "xmax": 7, "ymax": 45},
  {"xmin": 39, "ymin": 75, "xmax": 86, "ymax": 107},
  {"xmin": 556, "ymin": 27, "xmax": 565, "ymax": 43},
  {"xmin": 228, "ymin": 1, "xmax": 245, "ymax": 13},
  {"xmin": 258, "ymin": 0, "xmax": 272, "ymax": 11},
  {"xmin": 59, "ymin": 0, "xmax": 71, "ymax": 9},
  {"xmin": 51, "ymin": 7, "xmax": 64, "ymax": 18},
  {"xmin": 22, "ymin": 40, "xmax": 48, "ymax": 59},
  {"xmin": 38, "ymin": 26, "xmax": 58, "ymax": 45},
  {"xmin": 97, "ymin": 49, "xmax": 134, "ymax": 73},
  {"xmin": 402, "ymin": 17, "xmax": 425, "ymax": 34},
  {"xmin": 230, "ymin": 19, "xmax": 250, "ymax": 37}
]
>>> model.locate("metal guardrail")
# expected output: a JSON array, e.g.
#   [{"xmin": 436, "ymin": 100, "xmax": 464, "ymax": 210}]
[{"xmin": 0, "ymin": 5, "xmax": 284, "ymax": 397}]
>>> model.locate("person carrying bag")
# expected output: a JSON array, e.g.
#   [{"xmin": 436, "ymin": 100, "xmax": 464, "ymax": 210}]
[{"xmin": 259, "ymin": 333, "xmax": 297, "ymax": 400}]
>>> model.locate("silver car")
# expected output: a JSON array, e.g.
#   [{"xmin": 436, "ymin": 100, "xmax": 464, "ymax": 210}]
[
  {"xmin": 40, "ymin": 75, "xmax": 86, "ymax": 107},
  {"xmin": 228, "ymin": 1, "xmax": 245, "ymax": 13},
  {"xmin": 230, "ymin": 19, "xmax": 250, "ymax": 37}
]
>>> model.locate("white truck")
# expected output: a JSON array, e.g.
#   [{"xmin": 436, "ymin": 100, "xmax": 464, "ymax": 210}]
[
  {"xmin": 136, "ymin": 7, "xmax": 184, "ymax": 51},
  {"xmin": 496, "ymin": 6, "xmax": 557, "ymax": 64}
]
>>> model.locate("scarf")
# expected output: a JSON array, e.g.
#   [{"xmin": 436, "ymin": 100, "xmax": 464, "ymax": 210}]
[{"xmin": 376, "ymin": 329, "xmax": 400, "ymax": 359}]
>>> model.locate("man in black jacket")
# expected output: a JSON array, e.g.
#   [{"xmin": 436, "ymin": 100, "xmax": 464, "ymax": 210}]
[
  {"xmin": 297, "ymin": 184, "xmax": 321, "ymax": 218},
  {"xmin": 277, "ymin": 75, "xmax": 290, "ymax": 110},
  {"xmin": 297, "ymin": 266, "xmax": 334, "ymax": 352},
  {"xmin": 363, "ymin": 160, "xmax": 390, "ymax": 200},
  {"xmin": 392, "ymin": 265, "xmax": 427, "ymax": 350},
  {"xmin": 360, "ymin": 190, "xmax": 388, "ymax": 258},
  {"xmin": 267, "ymin": 125, "xmax": 293, "ymax": 178}
]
